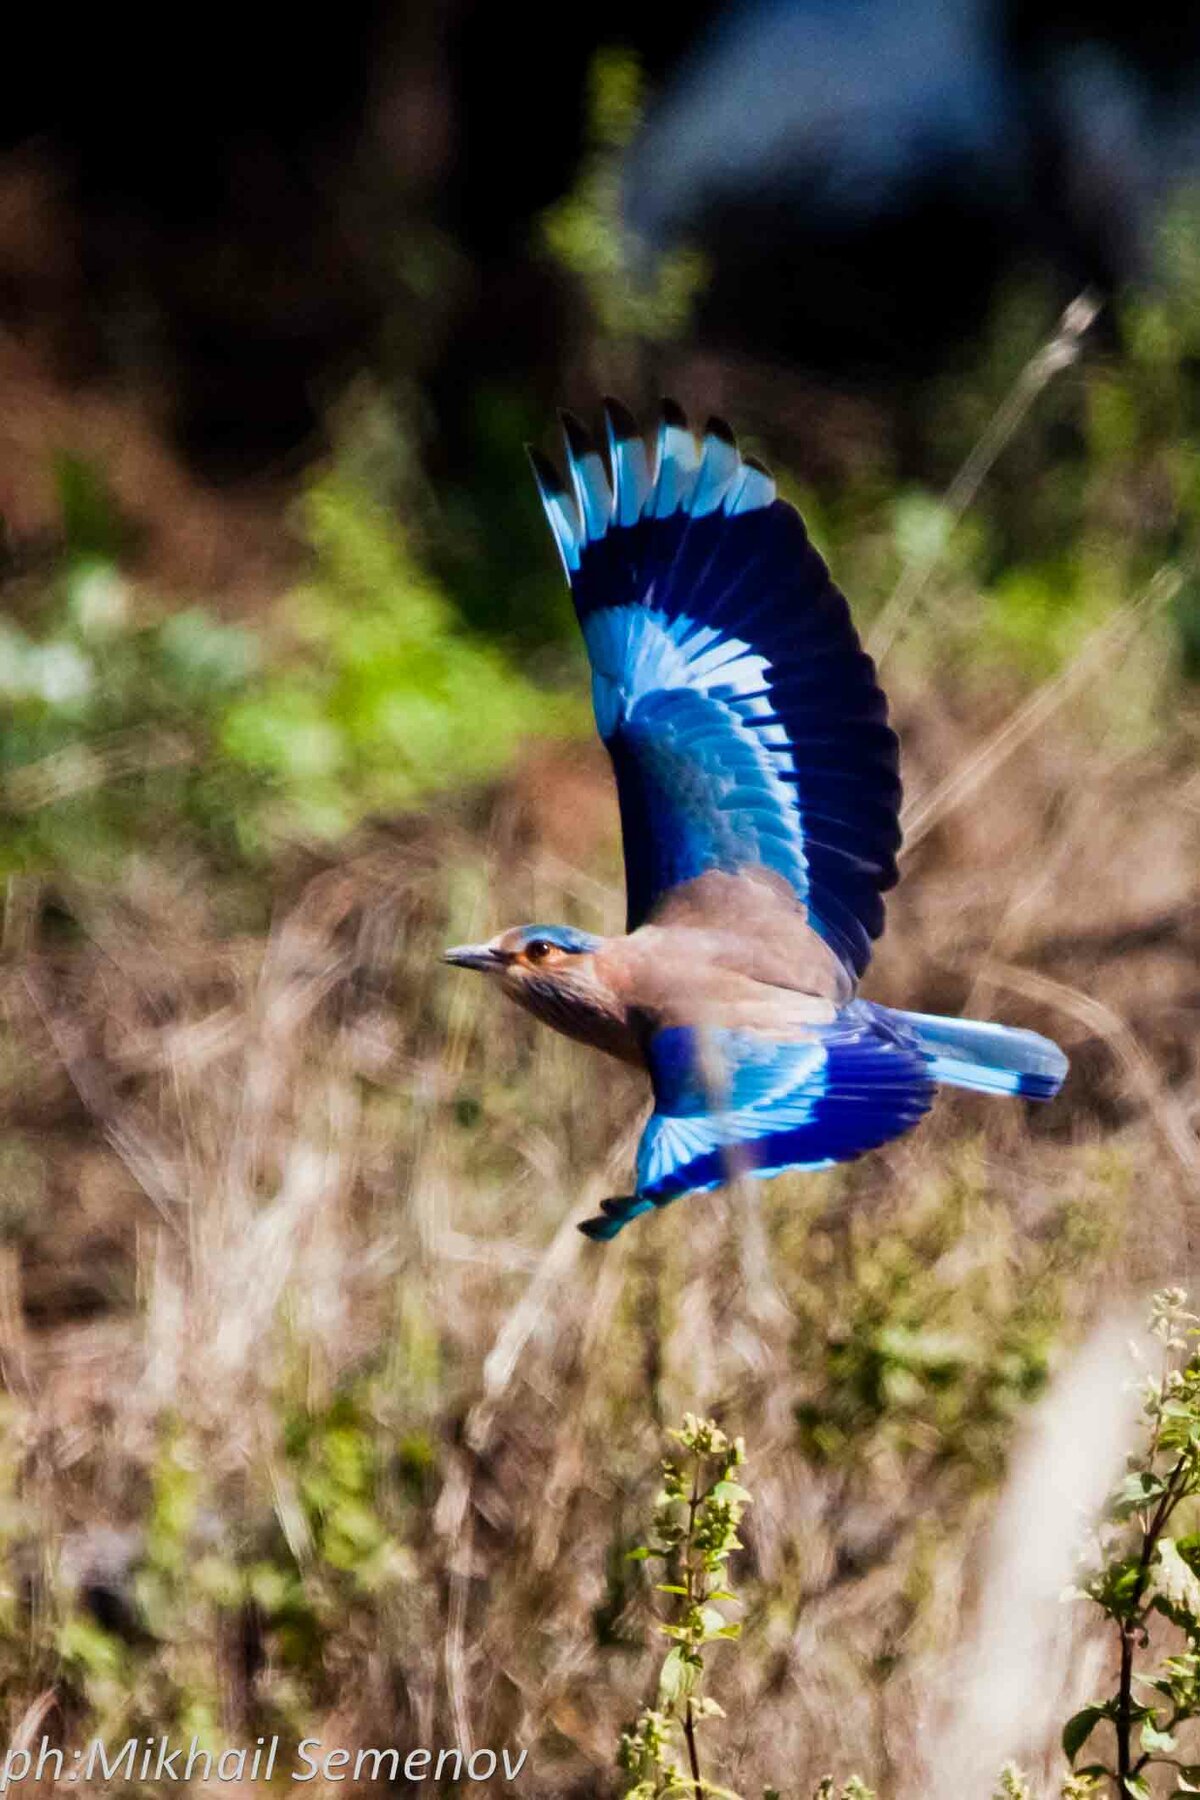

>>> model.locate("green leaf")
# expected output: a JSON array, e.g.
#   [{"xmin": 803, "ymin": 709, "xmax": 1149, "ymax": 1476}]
[
  {"xmin": 1142, "ymin": 1718, "xmax": 1178, "ymax": 1754},
  {"xmin": 626, "ymin": 1545, "xmax": 650, "ymax": 1561},
  {"xmin": 1062, "ymin": 1705, "xmax": 1108, "ymax": 1761},
  {"xmin": 1111, "ymin": 1469, "xmax": 1169, "ymax": 1518},
  {"xmin": 658, "ymin": 1646, "xmax": 687, "ymax": 1702},
  {"xmin": 709, "ymin": 1481, "xmax": 753, "ymax": 1505},
  {"xmin": 1157, "ymin": 1538, "xmax": 1200, "ymax": 1622}
]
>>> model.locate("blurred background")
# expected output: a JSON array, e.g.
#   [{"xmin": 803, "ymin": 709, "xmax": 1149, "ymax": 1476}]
[{"xmin": 0, "ymin": 2, "xmax": 1198, "ymax": 1793}]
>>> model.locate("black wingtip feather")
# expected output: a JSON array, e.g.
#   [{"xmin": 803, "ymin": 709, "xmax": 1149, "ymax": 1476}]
[
  {"xmin": 744, "ymin": 452, "xmax": 772, "ymax": 477},
  {"xmin": 602, "ymin": 395, "xmax": 640, "ymax": 441},
  {"xmin": 659, "ymin": 397, "xmax": 688, "ymax": 430},
  {"xmin": 559, "ymin": 409, "xmax": 597, "ymax": 459},
  {"xmin": 705, "ymin": 414, "xmax": 737, "ymax": 447},
  {"xmin": 526, "ymin": 445, "xmax": 567, "ymax": 495},
  {"xmin": 578, "ymin": 1215, "xmax": 619, "ymax": 1242}
]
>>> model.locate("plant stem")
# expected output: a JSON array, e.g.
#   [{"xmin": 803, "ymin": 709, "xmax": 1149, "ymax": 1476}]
[
  {"xmin": 683, "ymin": 1702, "xmax": 703, "ymax": 1800},
  {"xmin": 683, "ymin": 1456, "xmax": 704, "ymax": 1800},
  {"xmin": 1116, "ymin": 1622, "xmax": 1135, "ymax": 1793},
  {"xmin": 1116, "ymin": 1456, "xmax": 1187, "ymax": 1792}
]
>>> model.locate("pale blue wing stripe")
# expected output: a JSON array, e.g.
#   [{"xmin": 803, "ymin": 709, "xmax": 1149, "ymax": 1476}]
[
  {"xmin": 651, "ymin": 416, "xmax": 700, "ymax": 517},
  {"xmin": 562, "ymin": 444, "xmax": 612, "ymax": 543},
  {"xmin": 726, "ymin": 461, "xmax": 777, "ymax": 514},
  {"xmin": 605, "ymin": 409, "xmax": 652, "ymax": 525},
  {"xmin": 689, "ymin": 427, "xmax": 742, "ymax": 517},
  {"xmin": 527, "ymin": 452, "xmax": 582, "ymax": 574}
]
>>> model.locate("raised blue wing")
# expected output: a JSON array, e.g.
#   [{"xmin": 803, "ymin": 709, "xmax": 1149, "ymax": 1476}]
[
  {"xmin": 578, "ymin": 1002, "xmax": 933, "ymax": 1239},
  {"xmin": 529, "ymin": 399, "xmax": 901, "ymax": 978}
]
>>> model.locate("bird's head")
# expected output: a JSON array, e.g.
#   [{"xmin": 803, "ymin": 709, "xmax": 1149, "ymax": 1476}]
[
  {"xmin": 442, "ymin": 923, "xmax": 635, "ymax": 1054},
  {"xmin": 442, "ymin": 922, "xmax": 603, "ymax": 988}
]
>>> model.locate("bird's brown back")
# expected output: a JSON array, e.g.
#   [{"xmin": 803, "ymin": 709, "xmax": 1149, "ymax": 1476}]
[{"xmin": 596, "ymin": 868, "xmax": 849, "ymax": 1047}]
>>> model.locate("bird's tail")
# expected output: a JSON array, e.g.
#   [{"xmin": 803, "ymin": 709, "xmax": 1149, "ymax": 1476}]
[{"xmin": 869, "ymin": 1003, "xmax": 1068, "ymax": 1100}]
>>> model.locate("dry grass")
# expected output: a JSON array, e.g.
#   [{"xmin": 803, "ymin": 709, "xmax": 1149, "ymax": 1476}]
[{"xmin": 0, "ymin": 599, "xmax": 1193, "ymax": 1796}]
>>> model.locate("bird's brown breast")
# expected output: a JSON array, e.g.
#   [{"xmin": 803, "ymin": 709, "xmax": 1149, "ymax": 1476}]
[{"xmin": 501, "ymin": 967, "xmax": 646, "ymax": 1065}]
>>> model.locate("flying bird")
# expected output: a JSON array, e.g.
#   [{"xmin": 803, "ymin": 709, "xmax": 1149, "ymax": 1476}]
[{"xmin": 444, "ymin": 401, "xmax": 1067, "ymax": 1240}]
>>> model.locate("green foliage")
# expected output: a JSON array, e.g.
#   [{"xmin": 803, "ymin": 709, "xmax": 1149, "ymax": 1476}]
[
  {"xmin": 1064, "ymin": 1290, "xmax": 1200, "ymax": 1796},
  {"xmin": 540, "ymin": 49, "xmax": 706, "ymax": 347},
  {"xmin": 619, "ymin": 1415, "xmax": 750, "ymax": 1798},
  {"xmin": 53, "ymin": 1382, "xmax": 419, "ymax": 1748},
  {"xmin": 0, "ymin": 435, "xmax": 569, "ymax": 877},
  {"xmin": 612, "ymin": 1422, "xmax": 896, "ymax": 1800},
  {"xmin": 792, "ymin": 1156, "xmax": 1105, "ymax": 1485},
  {"xmin": 1061, "ymin": 1776, "xmax": 1106, "ymax": 1799},
  {"xmin": 55, "ymin": 451, "xmax": 133, "ymax": 566},
  {"xmin": 865, "ymin": 217, "xmax": 1200, "ymax": 689},
  {"xmin": 614, "ymin": 1415, "xmax": 1061, "ymax": 1800},
  {"xmin": 429, "ymin": 382, "xmax": 582, "ymax": 655},
  {"xmin": 220, "ymin": 469, "xmax": 568, "ymax": 843},
  {"xmin": 0, "ymin": 547, "xmax": 259, "ymax": 882}
]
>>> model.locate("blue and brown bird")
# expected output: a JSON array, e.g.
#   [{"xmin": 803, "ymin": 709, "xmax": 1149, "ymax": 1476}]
[{"xmin": 444, "ymin": 401, "xmax": 1067, "ymax": 1240}]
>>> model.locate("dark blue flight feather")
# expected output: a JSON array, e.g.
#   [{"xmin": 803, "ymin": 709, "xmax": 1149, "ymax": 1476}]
[
  {"xmin": 529, "ymin": 400, "xmax": 900, "ymax": 978},
  {"xmin": 577, "ymin": 1004, "xmax": 934, "ymax": 1239}
]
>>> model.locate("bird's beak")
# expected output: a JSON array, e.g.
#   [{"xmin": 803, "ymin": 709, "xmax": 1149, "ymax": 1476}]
[{"xmin": 441, "ymin": 943, "xmax": 503, "ymax": 972}]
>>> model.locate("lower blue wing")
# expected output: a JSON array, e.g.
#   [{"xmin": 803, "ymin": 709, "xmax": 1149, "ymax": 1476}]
[{"xmin": 579, "ymin": 1004, "xmax": 933, "ymax": 1240}]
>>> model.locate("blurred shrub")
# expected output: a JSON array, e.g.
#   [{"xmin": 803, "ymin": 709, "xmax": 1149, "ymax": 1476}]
[
  {"xmin": 540, "ymin": 48, "xmax": 707, "ymax": 348},
  {"xmin": 0, "ymin": 563, "xmax": 258, "ymax": 885},
  {"xmin": 792, "ymin": 1152, "xmax": 1110, "ymax": 1485},
  {"xmin": 0, "ymin": 445, "xmax": 573, "ymax": 876},
  {"xmin": 1064, "ymin": 1289, "xmax": 1200, "ymax": 1796},
  {"xmin": 55, "ymin": 1381, "xmax": 424, "ymax": 1748},
  {"xmin": 432, "ymin": 48, "xmax": 709, "ymax": 663},
  {"xmin": 894, "ymin": 191, "xmax": 1200, "ymax": 689},
  {"xmin": 220, "ymin": 468, "xmax": 572, "ymax": 844}
]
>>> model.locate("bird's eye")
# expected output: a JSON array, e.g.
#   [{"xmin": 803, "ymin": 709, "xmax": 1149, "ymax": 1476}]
[{"xmin": 524, "ymin": 939, "xmax": 555, "ymax": 963}]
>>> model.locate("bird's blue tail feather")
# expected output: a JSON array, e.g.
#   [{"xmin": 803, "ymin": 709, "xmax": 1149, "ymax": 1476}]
[{"xmin": 869, "ymin": 1003, "xmax": 1068, "ymax": 1100}]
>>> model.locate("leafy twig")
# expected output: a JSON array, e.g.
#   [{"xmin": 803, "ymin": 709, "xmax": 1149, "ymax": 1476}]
[
  {"xmin": 619, "ymin": 1415, "xmax": 750, "ymax": 1799},
  {"xmin": 1064, "ymin": 1289, "xmax": 1200, "ymax": 1797}
]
